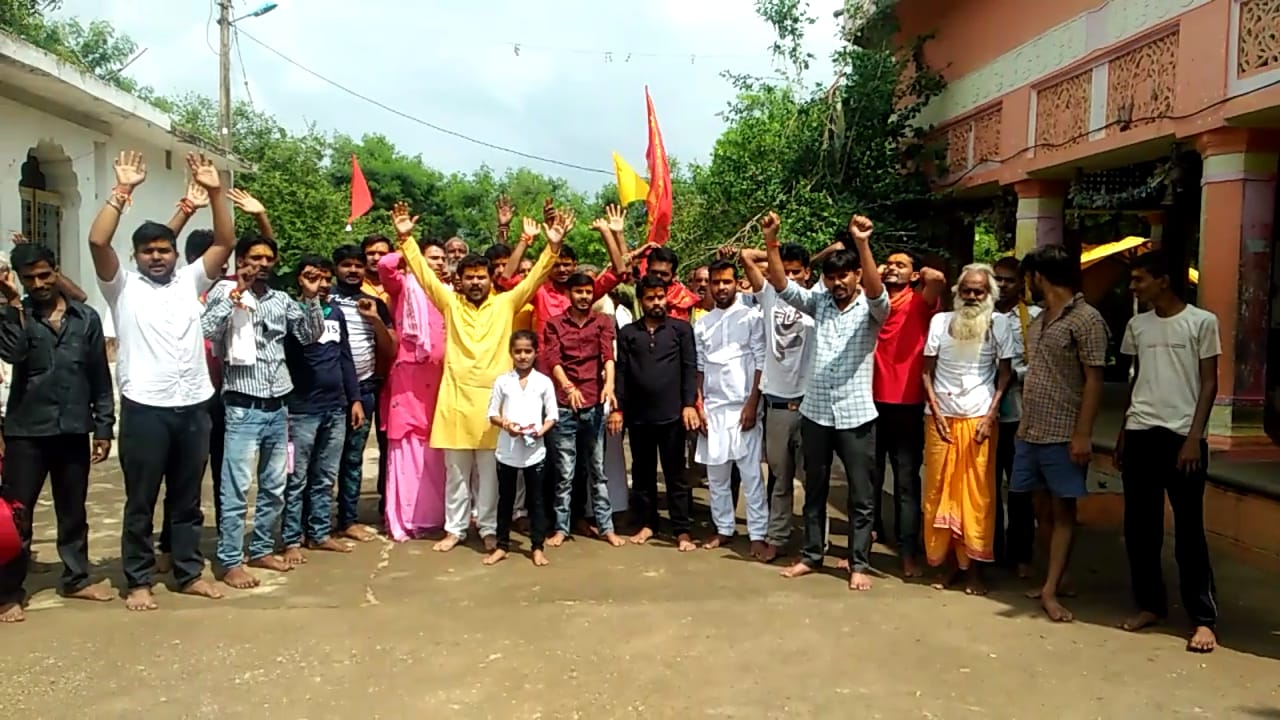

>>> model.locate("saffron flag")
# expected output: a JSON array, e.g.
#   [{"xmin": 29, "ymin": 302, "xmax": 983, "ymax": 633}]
[
  {"xmin": 644, "ymin": 87, "xmax": 673, "ymax": 246},
  {"xmin": 346, "ymin": 154, "xmax": 373, "ymax": 231},
  {"xmin": 613, "ymin": 152, "xmax": 650, "ymax": 207}
]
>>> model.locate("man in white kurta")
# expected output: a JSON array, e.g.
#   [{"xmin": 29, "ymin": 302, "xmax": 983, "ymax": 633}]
[{"xmin": 694, "ymin": 262, "xmax": 768, "ymax": 556}]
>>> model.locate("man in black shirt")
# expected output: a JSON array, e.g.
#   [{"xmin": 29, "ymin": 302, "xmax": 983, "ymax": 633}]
[
  {"xmin": 0, "ymin": 244, "xmax": 115, "ymax": 622},
  {"xmin": 608, "ymin": 274, "xmax": 700, "ymax": 552}
]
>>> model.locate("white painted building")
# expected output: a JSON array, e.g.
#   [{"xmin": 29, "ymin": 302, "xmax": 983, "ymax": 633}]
[{"xmin": 0, "ymin": 32, "xmax": 248, "ymax": 336}]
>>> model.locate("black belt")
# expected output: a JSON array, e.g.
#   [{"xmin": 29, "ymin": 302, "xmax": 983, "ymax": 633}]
[
  {"xmin": 767, "ymin": 397, "xmax": 803, "ymax": 411},
  {"xmin": 222, "ymin": 392, "xmax": 285, "ymax": 411}
]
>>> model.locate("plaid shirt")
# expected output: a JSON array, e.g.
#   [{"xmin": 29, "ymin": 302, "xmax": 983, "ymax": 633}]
[
  {"xmin": 778, "ymin": 280, "xmax": 890, "ymax": 429},
  {"xmin": 1018, "ymin": 293, "xmax": 1108, "ymax": 443}
]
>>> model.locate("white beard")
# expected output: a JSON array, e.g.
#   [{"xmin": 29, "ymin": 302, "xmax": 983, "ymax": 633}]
[{"xmin": 949, "ymin": 300, "xmax": 994, "ymax": 344}]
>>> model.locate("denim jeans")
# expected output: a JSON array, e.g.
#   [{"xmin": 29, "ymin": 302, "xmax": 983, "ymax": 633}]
[
  {"xmin": 282, "ymin": 409, "xmax": 347, "ymax": 547},
  {"xmin": 337, "ymin": 387, "xmax": 376, "ymax": 530},
  {"xmin": 217, "ymin": 403, "xmax": 289, "ymax": 569},
  {"xmin": 550, "ymin": 405, "xmax": 614, "ymax": 535}
]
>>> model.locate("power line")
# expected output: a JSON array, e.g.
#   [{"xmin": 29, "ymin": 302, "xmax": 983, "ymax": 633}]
[
  {"xmin": 235, "ymin": 29, "xmax": 614, "ymax": 176},
  {"xmin": 232, "ymin": 29, "xmax": 254, "ymax": 107}
]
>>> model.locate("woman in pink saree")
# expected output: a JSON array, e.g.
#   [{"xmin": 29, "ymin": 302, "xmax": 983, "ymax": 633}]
[{"xmin": 377, "ymin": 248, "xmax": 447, "ymax": 541}]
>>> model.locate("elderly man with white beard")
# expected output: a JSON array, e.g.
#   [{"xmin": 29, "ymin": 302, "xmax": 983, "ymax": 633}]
[{"xmin": 920, "ymin": 264, "xmax": 1015, "ymax": 596}]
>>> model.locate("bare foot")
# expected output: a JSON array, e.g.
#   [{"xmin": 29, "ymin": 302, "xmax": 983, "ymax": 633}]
[
  {"xmin": 482, "ymin": 534, "xmax": 498, "ymax": 552},
  {"xmin": 546, "ymin": 531, "xmax": 567, "ymax": 548},
  {"xmin": 849, "ymin": 571, "xmax": 873, "ymax": 592},
  {"xmin": 125, "ymin": 587, "xmax": 159, "ymax": 611},
  {"xmin": 964, "ymin": 571, "xmax": 988, "ymax": 596},
  {"xmin": 602, "ymin": 532, "xmax": 627, "ymax": 547},
  {"xmin": 931, "ymin": 568, "xmax": 962, "ymax": 591},
  {"xmin": 749, "ymin": 540, "xmax": 768, "ymax": 560},
  {"xmin": 432, "ymin": 534, "xmax": 462, "ymax": 552},
  {"xmin": 0, "ymin": 602, "xmax": 25, "ymax": 622},
  {"xmin": 1026, "ymin": 580, "xmax": 1077, "ymax": 600},
  {"xmin": 281, "ymin": 547, "xmax": 307, "ymax": 566},
  {"xmin": 1187, "ymin": 626, "xmax": 1217, "ymax": 653},
  {"xmin": 1120, "ymin": 611, "xmax": 1162, "ymax": 632},
  {"xmin": 676, "ymin": 533, "xmax": 697, "ymax": 552},
  {"xmin": 780, "ymin": 562, "xmax": 815, "ymax": 579},
  {"xmin": 307, "ymin": 538, "xmax": 353, "ymax": 553},
  {"xmin": 64, "ymin": 583, "xmax": 114, "ymax": 602},
  {"xmin": 1040, "ymin": 594, "xmax": 1074, "ymax": 622},
  {"xmin": 902, "ymin": 555, "xmax": 923, "ymax": 578},
  {"xmin": 531, "ymin": 549, "xmax": 550, "ymax": 566},
  {"xmin": 221, "ymin": 566, "xmax": 260, "ymax": 590},
  {"xmin": 248, "ymin": 555, "xmax": 294, "ymax": 573},
  {"xmin": 180, "ymin": 578, "xmax": 224, "ymax": 600},
  {"xmin": 836, "ymin": 558, "xmax": 851, "ymax": 572},
  {"xmin": 339, "ymin": 525, "xmax": 377, "ymax": 543},
  {"xmin": 758, "ymin": 543, "xmax": 780, "ymax": 563},
  {"xmin": 155, "ymin": 552, "xmax": 173, "ymax": 575},
  {"xmin": 482, "ymin": 548, "xmax": 508, "ymax": 566},
  {"xmin": 702, "ymin": 534, "xmax": 732, "ymax": 550},
  {"xmin": 629, "ymin": 528, "xmax": 654, "ymax": 545}
]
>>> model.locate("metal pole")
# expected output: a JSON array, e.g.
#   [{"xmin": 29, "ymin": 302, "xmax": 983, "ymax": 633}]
[{"xmin": 218, "ymin": 0, "xmax": 233, "ymax": 154}]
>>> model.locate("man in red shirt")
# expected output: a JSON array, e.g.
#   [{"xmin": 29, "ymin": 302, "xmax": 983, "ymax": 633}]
[{"xmin": 872, "ymin": 249, "xmax": 946, "ymax": 577}]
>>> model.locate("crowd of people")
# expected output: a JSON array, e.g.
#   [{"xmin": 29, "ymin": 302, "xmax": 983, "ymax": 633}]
[{"xmin": 0, "ymin": 151, "xmax": 1222, "ymax": 652}]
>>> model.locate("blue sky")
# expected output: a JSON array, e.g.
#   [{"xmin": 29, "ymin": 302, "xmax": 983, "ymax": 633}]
[{"xmin": 57, "ymin": 0, "xmax": 844, "ymax": 191}]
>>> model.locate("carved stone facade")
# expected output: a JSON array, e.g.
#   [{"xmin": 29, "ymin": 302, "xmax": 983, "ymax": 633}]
[
  {"xmin": 971, "ymin": 108, "xmax": 1002, "ymax": 164},
  {"xmin": 1238, "ymin": 0, "xmax": 1280, "ymax": 76},
  {"xmin": 945, "ymin": 121, "xmax": 973, "ymax": 173},
  {"xmin": 1035, "ymin": 71, "xmax": 1092, "ymax": 152},
  {"xmin": 1106, "ymin": 31, "xmax": 1179, "ymax": 135},
  {"xmin": 939, "ymin": 105, "xmax": 1003, "ymax": 174}
]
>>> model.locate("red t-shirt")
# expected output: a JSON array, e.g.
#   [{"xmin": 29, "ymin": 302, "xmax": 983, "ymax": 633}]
[{"xmin": 873, "ymin": 288, "xmax": 938, "ymax": 405}]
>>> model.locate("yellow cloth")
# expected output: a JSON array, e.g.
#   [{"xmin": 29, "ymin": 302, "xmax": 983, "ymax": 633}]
[
  {"xmin": 401, "ymin": 237, "xmax": 556, "ymax": 449},
  {"xmin": 691, "ymin": 306, "xmax": 708, "ymax": 323},
  {"xmin": 923, "ymin": 416, "xmax": 997, "ymax": 568},
  {"xmin": 514, "ymin": 303, "xmax": 535, "ymax": 332},
  {"xmin": 361, "ymin": 278, "xmax": 390, "ymax": 306},
  {"xmin": 613, "ymin": 152, "xmax": 650, "ymax": 206}
]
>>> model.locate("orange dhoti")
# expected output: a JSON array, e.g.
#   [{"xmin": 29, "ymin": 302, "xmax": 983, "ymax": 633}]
[{"xmin": 923, "ymin": 415, "xmax": 997, "ymax": 568}]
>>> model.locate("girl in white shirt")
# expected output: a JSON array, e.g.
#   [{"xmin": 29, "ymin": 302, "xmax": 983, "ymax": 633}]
[{"xmin": 486, "ymin": 330, "xmax": 557, "ymax": 566}]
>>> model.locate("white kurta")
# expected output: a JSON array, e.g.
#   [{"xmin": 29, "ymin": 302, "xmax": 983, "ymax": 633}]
[{"xmin": 694, "ymin": 298, "xmax": 768, "ymax": 540}]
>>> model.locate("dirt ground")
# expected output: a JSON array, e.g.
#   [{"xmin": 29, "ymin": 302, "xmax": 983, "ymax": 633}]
[{"xmin": 2, "ymin": 456, "xmax": 1279, "ymax": 720}]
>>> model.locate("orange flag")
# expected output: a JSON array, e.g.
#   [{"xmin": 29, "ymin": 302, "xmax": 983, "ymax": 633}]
[
  {"xmin": 346, "ymin": 155, "xmax": 373, "ymax": 231},
  {"xmin": 644, "ymin": 87, "xmax": 673, "ymax": 246}
]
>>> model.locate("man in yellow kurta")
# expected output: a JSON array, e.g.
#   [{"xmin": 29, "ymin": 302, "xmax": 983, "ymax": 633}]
[{"xmin": 392, "ymin": 201, "xmax": 567, "ymax": 552}]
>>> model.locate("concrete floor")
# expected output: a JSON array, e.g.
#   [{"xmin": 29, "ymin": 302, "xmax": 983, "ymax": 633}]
[{"xmin": 2, "ymin": 459, "xmax": 1280, "ymax": 720}]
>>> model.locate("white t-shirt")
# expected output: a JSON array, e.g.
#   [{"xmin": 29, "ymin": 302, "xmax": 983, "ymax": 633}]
[
  {"xmin": 100, "ymin": 261, "xmax": 217, "ymax": 408},
  {"xmin": 486, "ymin": 369, "xmax": 558, "ymax": 468},
  {"xmin": 1120, "ymin": 304, "xmax": 1221, "ymax": 435},
  {"xmin": 757, "ymin": 284, "xmax": 815, "ymax": 399},
  {"xmin": 923, "ymin": 311, "xmax": 1017, "ymax": 418},
  {"xmin": 997, "ymin": 304, "xmax": 1042, "ymax": 423}
]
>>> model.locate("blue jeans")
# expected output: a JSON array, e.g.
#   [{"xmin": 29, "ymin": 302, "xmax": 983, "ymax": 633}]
[
  {"xmin": 282, "ymin": 409, "xmax": 346, "ymax": 547},
  {"xmin": 1010, "ymin": 439, "xmax": 1089, "ymax": 499},
  {"xmin": 337, "ymin": 388, "xmax": 376, "ymax": 530},
  {"xmin": 217, "ymin": 403, "xmax": 289, "ymax": 569},
  {"xmin": 550, "ymin": 405, "xmax": 614, "ymax": 535}
]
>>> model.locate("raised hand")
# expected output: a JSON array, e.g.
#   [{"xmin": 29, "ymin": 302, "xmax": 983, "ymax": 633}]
[
  {"xmin": 557, "ymin": 208, "xmax": 576, "ymax": 233},
  {"xmin": 185, "ymin": 181, "xmax": 210, "ymax": 209},
  {"xmin": 187, "ymin": 153, "xmax": 221, "ymax": 190},
  {"xmin": 391, "ymin": 201, "xmax": 418, "ymax": 238},
  {"xmin": 114, "ymin": 150, "xmax": 147, "ymax": 188},
  {"xmin": 716, "ymin": 244, "xmax": 738, "ymax": 261},
  {"xmin": 848, "ymin": 214, "xmax": 874, "ymax": 244},
  {"xmin": 521, "ymin": 216, "xmax": 540, "ymax": 238},
  {"xmin": 9, "ymin": 231, "xmax": 28, "ymax": 246},
  {"xmin": 605, "ymin": 204, "xmax": 626, "ymax": 233},
  {"xmin": 759, "ymin": 211, "xmax": 781, "ymax": 242},
  {"xmin": 228, "ymin": 188, "xmax": 265, "ymax": 216},
  {"xmin": 542, "ymin": 197, "xmax": 557, "ymax": 226},
  {"xmin": 356, "ymin": 297, "xmax": 379, "ymax": 319},
  {"xmin": 591, "ymin": 217, "xmax": 610, "ymax": 235},
  {"xmin": 297, "ymin": 266, "xmax": 325, "ymax": 299},
  {"xmin": 0, "ymin": 268, "xmax": 21, "ymax": 301},
  {"xmin": 495, "ymin": 195, "xmax": 515, "ymax": 226}
]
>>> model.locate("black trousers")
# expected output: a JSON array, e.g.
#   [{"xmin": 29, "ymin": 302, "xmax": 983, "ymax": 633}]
[
  {"xmin": 119, "ymin": 398, "xmax": 211, "ymax": 590},
  {"xmin": 996, "ymin": 421, "xmax": 1034, "ymax": 566},
  {"xmin": 0, "ymin": 434, "xmax": 92, "ymax": 604},
  {"xmin": 628, "ymin": 421, "xmax": 692, "ymax": 536},
  {"xmin": 872, "ymin": 402, "xmax": 924, "ymax": 556},
  {"xmin": 801, "ymin": 417, "xmax": 876, "ymax": 573},
  {"xmin": 159, "ymin": 395, "xmax": 224, "ymax": 554},
  {"xmin": 374, "ymin": 385, "xmax": 388, "ymax": 520},
  {"xmin": 1122, "ymin": 427, "xmax": 1218, "ymax": 628},
  {"xmin": 497, "ymin": 461, "xmax": 549, "ymax": 552}
]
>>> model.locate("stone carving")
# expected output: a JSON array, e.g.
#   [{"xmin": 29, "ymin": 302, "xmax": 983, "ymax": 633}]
[
  {"xmin": 1035, "ymin": 72, "xmax": 1092, "ymax": 152},
  {"xmin": 1106, "ymin": 31, "xmax": 1179, "ymax": 134},
  {"xmin": 971, "ymin": 108, "xmax": 1003, "ymax": 164},
  {"xmin": 946, "ymin": 122, "xmax": 973, "ymax": 173},
  {"xmin": 1238, "ymin": 0, "xmax": 1280, "ymax": 76}
]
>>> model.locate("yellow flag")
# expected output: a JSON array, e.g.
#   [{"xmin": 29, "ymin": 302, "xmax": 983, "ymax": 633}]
[{"xmin": 612, "ymin": 152, "xmax": 650, "ymax": 206}]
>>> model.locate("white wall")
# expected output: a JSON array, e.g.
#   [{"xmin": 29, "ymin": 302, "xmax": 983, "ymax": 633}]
[{"xmin": 0, "ymin": 94, "xmax": 215, "ymax": 336}]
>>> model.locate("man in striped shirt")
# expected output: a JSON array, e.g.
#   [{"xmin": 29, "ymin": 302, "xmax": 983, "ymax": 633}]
[{"xmin": 201, "ymin": 234, "xmax": 325, "ymax": 590}]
